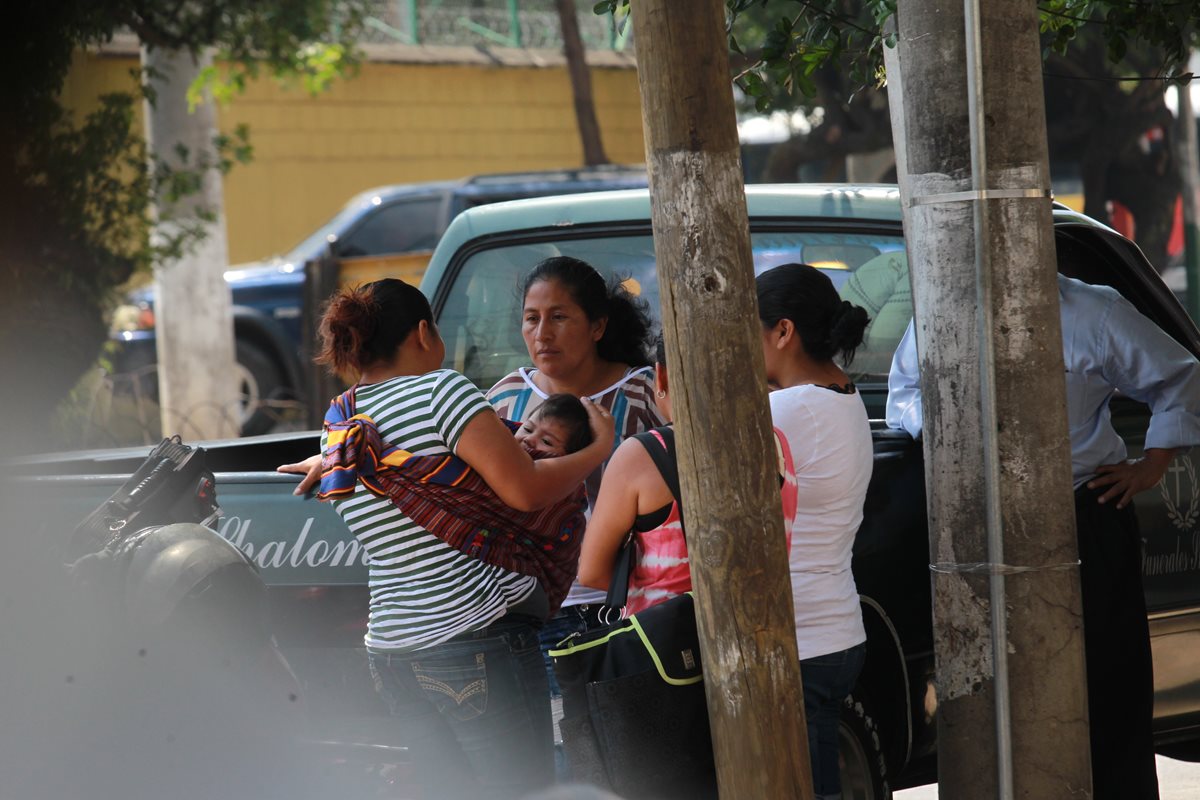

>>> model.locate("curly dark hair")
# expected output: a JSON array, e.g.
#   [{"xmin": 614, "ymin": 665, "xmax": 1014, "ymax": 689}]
[{"xmin": 522, "ymin": 256, "xmax": 653, "ymax": 368}]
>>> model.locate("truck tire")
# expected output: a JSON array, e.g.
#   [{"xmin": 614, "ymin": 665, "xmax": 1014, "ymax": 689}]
[
  {"xmin": 235, "ymin": 340, "xmax": 286, "ymax": 436},
  {"xmin": 840, "ymin": 690, "xmax": 891, "ymax": 799}
]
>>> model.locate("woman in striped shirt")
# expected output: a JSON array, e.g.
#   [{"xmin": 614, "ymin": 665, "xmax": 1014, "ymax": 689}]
[{"xmin": 297, "ymin": 279, "xmax": 614, "ymax": 799}]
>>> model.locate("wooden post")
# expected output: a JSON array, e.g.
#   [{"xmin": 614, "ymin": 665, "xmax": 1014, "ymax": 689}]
[
  {"xmin": 889, "ymin": 0, "xmax": 1091, "ymax": 796},
  {"xmin": 630, "ymin": 3, "xmax": 812, "ymax": 798},
  {"xmin": 556, "ymin": 0, "xmax": 609, "ymax": 166},
  {"xmin": 302, "ymin": 245, "xmax": 343, "ymax": 429}
]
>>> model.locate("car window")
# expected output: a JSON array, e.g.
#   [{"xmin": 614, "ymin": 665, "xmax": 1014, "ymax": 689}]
[
  {"xmin": 285, "ymin": 204, "xmax": 365, "ymax": 264},
  {"xmin": 1054, "ymin": 225, "xmax": 1199, "ymax": 352},
  {"xmin": 435, "ymin": 229, "xmax": 910, "ymax": 392},
  {"xmin": 338, "ymin": 197, "xmax": 443, "ymax": 258}
]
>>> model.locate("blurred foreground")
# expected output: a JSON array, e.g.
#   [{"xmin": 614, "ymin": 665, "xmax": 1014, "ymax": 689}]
[
  {"xmin": 0, "ymin": 458, "xmax": 362, "ymax": 800},
  {"xmin": 895, "ymin": 756, "xmax": 1200, "ymax": 799}
]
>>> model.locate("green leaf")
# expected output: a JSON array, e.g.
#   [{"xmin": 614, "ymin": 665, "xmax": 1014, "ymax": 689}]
[
  {"xmin": 795, "ymin": 72, "xmax": 817, "ymax": 98},
  {"xmin": 185, "ymin": 64, "xmax": 219, "ymax": 112}
]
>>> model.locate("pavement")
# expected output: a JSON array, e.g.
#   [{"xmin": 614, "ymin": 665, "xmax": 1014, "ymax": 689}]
[{"xmin": 895, "ymin": 756, "xmax": 1200, "ymax": 798}]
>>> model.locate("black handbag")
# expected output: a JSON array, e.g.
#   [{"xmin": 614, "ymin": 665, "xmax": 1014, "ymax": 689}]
[{"xmin": 548, "ymin": 428, "xmax": 716, "ymax": 799}]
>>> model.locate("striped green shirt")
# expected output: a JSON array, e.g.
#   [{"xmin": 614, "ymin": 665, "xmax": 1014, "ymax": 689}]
[{"xmin": 325, "ymin": 369, "xmax": 537, "ymax": 651}]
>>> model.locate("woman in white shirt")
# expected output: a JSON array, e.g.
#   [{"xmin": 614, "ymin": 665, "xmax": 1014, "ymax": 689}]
[{"xmin": 757, "ymin": 263, "xmax": 873, "ymax": 800}]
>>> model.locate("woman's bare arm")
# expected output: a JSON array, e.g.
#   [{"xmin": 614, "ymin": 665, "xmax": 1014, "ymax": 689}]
[
  {"xmin": 278, "ymin": 398, "xmax": 614, "ymax": 505},
  {"xmin": 577, "ymin": 439, "xmax": 648, "ymax": 589},
  {"xmin": 457, "ymin": 397, "xmax": 614, "ymax": 512},
  {"xmin": 277, "ymin": 454, "xmax": 322, "ymax": 496}
]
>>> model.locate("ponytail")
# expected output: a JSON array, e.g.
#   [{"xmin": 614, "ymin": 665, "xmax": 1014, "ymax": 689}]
[{"xmin": 756, "ymin": 263, "xmax": 870, "ymax": 365}]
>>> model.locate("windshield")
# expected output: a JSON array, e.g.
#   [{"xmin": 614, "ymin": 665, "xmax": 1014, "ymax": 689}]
[{"xmin": 436, "ymin": 228, "xmax": 910, "ymax": 392}]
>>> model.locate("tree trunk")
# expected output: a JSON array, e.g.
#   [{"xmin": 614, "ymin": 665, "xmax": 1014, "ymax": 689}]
[
  {"xmin": 1109, "ymin": 99, "xmax": 1181, "ymax": 272},
  {"xmin": 556, "ymin": 0, "xmax": 608, "ymax": 166},
  {"xmin": 630, "ymin": 2, "xmax": 812, "ymax": 798},
  {"xmin": 763, "ymin": 71, "xmax": 894, "ymax": 183},
  {"xmin": 888, "ymin": 0, "xmax": 1091, "ymax": 797},
  {"xmin": 141, "ymin": 46, "xmax": 239, "ymax": 441},
  {"xmin": 1045, "ymin": 56, "xmax": 1181, "ymax": 273}
]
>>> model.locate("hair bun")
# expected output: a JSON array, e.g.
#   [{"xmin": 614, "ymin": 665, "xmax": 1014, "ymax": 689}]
[{"xmin": 830, "ymin": 300, "xmax": 870, "ymax": 359}]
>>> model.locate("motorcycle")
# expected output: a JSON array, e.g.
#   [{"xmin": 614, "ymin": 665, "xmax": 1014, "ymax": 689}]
[{"xmin": 59, "ymin": 437, "xmax": 411, "ymax": 799}]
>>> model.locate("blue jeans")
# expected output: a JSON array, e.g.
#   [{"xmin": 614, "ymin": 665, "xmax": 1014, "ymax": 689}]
[
  {"xmin": 368, "ymin": 616, "xmax": 553, "ymax": 800},
  {"xmin": 537, "ymin": 603, "xmax": 606, "ymax": 698},
  {"xmin": 801, "ymin": 642, "xmax": 867, "ymax": 800}
]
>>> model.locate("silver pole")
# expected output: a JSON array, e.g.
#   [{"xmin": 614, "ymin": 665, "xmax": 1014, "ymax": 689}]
[{"xmin": 962, "ymin": 1, "xmax": 1016, "ymax": 798}]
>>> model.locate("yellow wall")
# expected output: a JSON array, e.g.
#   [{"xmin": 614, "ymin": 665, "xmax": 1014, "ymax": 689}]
[
  {"xmin": 1055, "ymin": 193, "xmax": 1084, "ymax": 213},
  {"xmin": 61, "ymin": 47, "xmax": 646, "ymax": 264}
]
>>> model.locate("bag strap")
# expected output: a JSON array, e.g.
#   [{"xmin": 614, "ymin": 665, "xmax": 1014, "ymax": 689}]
[
  {"xmin": 636, "ymin": 427, "xmax": 684, "ymax": 529},
  {"xmin": 602, "ymin": 427, "xmax": 682, "ymax": 614},
  {"xmin": 604, "ymin": 532, "xmax": 637, "ymax": 611}
]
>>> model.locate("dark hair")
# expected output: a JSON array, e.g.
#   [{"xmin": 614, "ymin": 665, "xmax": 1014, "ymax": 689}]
[
  {"xmin": 654, "ymin": 332, "xmax": 666, "ymax": 369},
  {"xmin": 531, "ymin": 393, "xmax": 593, "ymax": 454},
  {"xmin": 315, "ymin": 278, "xmax": 433, "ymax": 375},
  {"xmin": 521, "ymin": 256, "xmax": 653, "ymax": 368},
  {"xmin": 755, "ymin": 263, "xmax": 870, "ymax": 365}
]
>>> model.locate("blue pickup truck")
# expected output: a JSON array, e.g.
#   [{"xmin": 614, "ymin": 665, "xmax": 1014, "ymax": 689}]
[
  {"xmin": 111, "ymin": 167, "xmax": 647, "ymax": 435},
  {"xmin": 27, "ymin": 184, "xmax": 1200, "ymax": 797}
]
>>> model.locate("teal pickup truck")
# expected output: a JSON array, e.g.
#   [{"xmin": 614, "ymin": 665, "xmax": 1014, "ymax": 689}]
[{"xmin": 19, "ymin": 185, "xmax": 1200, "ymax": 797}]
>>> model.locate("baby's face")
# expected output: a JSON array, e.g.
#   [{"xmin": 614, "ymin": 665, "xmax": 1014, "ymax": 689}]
[{"xmin": 516, "ymin": 416, "xmax": 572, "ymax": 457}]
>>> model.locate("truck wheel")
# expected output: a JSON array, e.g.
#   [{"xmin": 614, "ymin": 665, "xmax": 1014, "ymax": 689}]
[
  {"xmin": 235, "ymin": 341, "xmax": 285, "ymax": 436},
  {"xmin": 839, "ymin": 690, "xmax": 891, "ymax": 799}
]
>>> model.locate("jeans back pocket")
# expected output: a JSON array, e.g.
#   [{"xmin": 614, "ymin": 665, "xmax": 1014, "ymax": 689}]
[{"xmin": 410, "ymin": 652, "xmax": 489, "ymax": 721}]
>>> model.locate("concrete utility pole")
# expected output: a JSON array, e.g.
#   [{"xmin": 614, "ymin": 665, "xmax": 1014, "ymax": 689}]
[
  {"xmin": 886, "ymin": 1, "xmax": 1092, "ymax": 797},
  {"xmin": 142, "ymin": 46, "xmax": 240, "ymax": 441},
  {"xmin": 630, "ymin": 3, "xmax": 812, "ymax": 798}
]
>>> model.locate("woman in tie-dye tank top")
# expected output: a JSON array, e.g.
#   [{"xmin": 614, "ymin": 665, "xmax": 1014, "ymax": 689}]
[{"xmin": 578, "ymin": 336, "xmax": 798, "ymax": 612}]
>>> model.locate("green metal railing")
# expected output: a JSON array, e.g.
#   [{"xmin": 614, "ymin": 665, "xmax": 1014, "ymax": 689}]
[{"xmin": 361, "ymin": 0, "xmax": 628, "ymax": 51}]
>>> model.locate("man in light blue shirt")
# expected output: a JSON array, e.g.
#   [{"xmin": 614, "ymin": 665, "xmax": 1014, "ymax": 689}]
[{"xmin": 886, "ymin": 274, "xmax": 1200, "ymax": 800}]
